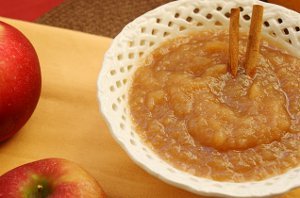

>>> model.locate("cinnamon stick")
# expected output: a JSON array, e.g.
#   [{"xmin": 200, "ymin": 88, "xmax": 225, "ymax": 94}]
[
  {"xmin": 244, "ymin": 5, "xmax": 264, "ymax": 77},
  {"xmin": 229, "ymin": 8, "xmax": 240, "ymax": 77}
]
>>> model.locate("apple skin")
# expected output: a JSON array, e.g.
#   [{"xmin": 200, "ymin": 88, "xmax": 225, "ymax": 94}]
[
  {"xmin": 0, "ymin": 21, "xmax": 41, "ymax": 142},
  {"xmin": 0, "ymin": 158, "xmax": 106, "ymax": 198}
]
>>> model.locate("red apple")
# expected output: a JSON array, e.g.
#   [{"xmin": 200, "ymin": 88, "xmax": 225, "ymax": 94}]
[
  {"xmin": 0, "ymin": 21, "xmax": 41, "ymax": 142},
  {"xmin": 0, "ymin": 158, "xmax": 106, "ymax": 198}
]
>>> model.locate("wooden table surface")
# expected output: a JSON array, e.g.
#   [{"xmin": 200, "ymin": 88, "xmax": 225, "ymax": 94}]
[
  {"xmin": 0, "ymin": 16, "xmax": 299, "ymax": 198},
  {"xmin": 269, "ymin": 0, "xmax": 300, "ymax": 13}
]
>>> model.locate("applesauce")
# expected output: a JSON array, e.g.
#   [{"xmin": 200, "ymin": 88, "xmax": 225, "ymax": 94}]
[{"xmin": 128, "ymin": 30, "xmax": 300, "ymax": 182}]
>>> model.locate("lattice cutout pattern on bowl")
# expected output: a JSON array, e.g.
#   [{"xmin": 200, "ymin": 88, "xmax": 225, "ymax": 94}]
[{"xmin": 98, "ymin": 0, "xmax": 300, "ymax": 197}]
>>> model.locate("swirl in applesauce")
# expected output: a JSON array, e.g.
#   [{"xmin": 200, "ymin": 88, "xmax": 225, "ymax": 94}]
[{"xmin": 129, "ymin": 31, "xmax": 300, "ymax": 182}]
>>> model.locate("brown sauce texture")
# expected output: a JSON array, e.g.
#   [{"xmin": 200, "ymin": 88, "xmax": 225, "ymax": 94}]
[{"xmin": 129, "ymin": 31, "xmax": 300, "ymax": 182}]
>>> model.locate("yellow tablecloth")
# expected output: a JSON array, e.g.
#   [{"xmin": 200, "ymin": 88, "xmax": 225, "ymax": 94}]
[{"xmin": 0, "ymin": 17, "xmax": 299, "ymax": 198}]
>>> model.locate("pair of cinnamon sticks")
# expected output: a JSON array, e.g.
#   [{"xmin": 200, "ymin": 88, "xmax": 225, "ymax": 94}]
[{"xmin": 229, "ymin": 5, "xmax": 264, "ymax": 77}]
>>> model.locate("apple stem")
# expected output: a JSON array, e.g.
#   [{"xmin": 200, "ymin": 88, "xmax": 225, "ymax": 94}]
[{"xmin": 37, "ymin": 184, "xmax": 43, "ymax": 198}]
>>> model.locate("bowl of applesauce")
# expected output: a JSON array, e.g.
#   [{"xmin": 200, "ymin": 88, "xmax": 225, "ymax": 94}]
[{"xmin": 98, "ymin": 0, "xmax": 300, "ymax": 197}]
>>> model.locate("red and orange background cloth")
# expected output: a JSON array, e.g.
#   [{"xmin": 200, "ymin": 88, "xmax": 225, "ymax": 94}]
[{"xmin": 0, "ymin": 0, "xmax": 64, "ymax": 21}]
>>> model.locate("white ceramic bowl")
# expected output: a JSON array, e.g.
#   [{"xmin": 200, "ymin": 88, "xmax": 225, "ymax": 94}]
[{"xmin": 97, "ymin": 0, "xmax": 300, "ymax": 197}]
